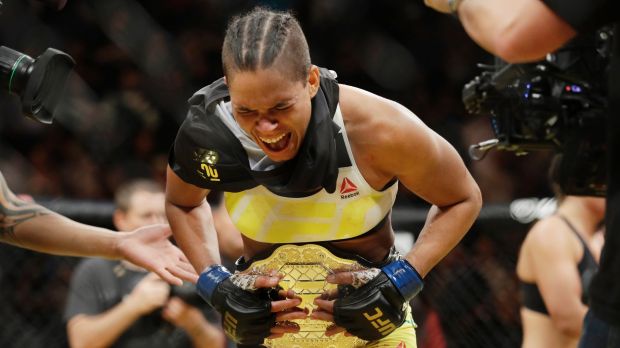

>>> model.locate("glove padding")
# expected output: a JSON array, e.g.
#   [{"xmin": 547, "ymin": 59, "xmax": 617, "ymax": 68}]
[
  {"xmin": 333, "ymin": 272, "xmax": 407, "ymax": 341},
  {"xmin": 197, "ymin": 266, "xmax": 275, "ymax": 345},
  {"xmin": 332, "ymin": 259, "xmax": 423, "ymax": 341},
  {"xmin": 211, "ymin": 278, "xmax": 275, "ymax": 345}
]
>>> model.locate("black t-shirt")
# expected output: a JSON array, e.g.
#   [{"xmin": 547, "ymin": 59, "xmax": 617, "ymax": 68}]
[
  {"xmin": 543, "ymin": 0, "xmax": 620, "ymax": 325},
  {"xmin": 64, "ymin": 259, "xmax": 192, "ymax": 348}
]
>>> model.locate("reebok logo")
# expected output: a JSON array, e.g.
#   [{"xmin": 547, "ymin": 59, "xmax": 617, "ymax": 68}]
[{"xmin": 340, "ymin": 177, "xmax": 359, "ymax": 199}]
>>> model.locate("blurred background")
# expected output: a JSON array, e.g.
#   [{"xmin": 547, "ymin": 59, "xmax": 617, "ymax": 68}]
[{"xmin": 0, "ymin": 0, "xmax": 557, "ymax": 347}]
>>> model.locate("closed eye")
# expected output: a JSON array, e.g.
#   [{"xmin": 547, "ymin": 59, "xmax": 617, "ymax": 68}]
[
  {"xmin": 236, "ymin": 108, "xmax": 256, "ymax": 115},
  {"xmin": 274, "ymin": 104, "xmax": 292, "ymax": 111}
]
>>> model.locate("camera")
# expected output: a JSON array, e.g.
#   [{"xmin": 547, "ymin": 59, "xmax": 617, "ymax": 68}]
[
  {"xmin": 463, "ymin": 27, "xmax": 613, "ymax": 196},
  {"xmin": 170, "ymin": 281, "xmax": 204, "ymax": 307},
  {"xmin": 0, "ymin": 46, "xmax": 75, "ymax": 124}
]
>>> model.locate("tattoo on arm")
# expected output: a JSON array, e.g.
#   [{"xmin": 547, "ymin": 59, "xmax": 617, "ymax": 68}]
[{"xmin": 0, "ymin": 172, "xmax": 50, "ymax": 237}]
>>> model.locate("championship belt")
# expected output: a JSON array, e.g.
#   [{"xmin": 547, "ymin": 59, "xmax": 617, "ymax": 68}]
[{"xmin": 244, "ymin": 244, "xmax": 368, "ymax": 348}]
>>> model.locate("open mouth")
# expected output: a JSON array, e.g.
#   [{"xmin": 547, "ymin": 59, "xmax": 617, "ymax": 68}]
[{"xmin": 258, "ymin": 132, "xmax": 292, "ymax": 152}]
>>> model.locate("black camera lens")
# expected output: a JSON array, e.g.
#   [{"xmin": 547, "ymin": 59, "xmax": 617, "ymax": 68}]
[
  {"xmin": 0, "ymin": 46, "xmax": 75, "ymax": 124},
  {"xmin": 0, "ymin": 47, "xmax": 35, "ymax": 96}
]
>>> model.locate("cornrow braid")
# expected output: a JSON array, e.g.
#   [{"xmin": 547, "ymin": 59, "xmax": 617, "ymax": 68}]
[
  {"xmin": 239, "ymin": 11, "xmax": 270, "ymax": 70},
  {"xmin": 222, "ymin": 7, "xmax": 311, "ymax": 82},
  {"xmin": 260, "ymin": 13, "xmax": 292, "ymax": 68},
  {"xmin": 227, "ymin": 16, "xmax": 248, "ymax": 72}
]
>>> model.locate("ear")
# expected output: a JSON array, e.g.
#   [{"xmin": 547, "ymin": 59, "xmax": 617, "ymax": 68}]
[
  {"xmin": 223, "ymin": 76, "xmax": 228, "ymax": 85},
  {"xmin": 307, "ymin": 65, "xmax": 320, "ymax": 98}
]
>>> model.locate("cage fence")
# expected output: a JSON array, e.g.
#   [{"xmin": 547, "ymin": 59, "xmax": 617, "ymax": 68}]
[{"xmin": 0, "ymin": 200, "xmax": 543, "ymax": 348}]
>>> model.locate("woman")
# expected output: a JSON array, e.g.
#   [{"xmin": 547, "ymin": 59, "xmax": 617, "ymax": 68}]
[
  {"xmin": 165, "ymin": 7, "xmax": 482, "ymax": 347},
  {"xmin": 517, "ymin": 194, "xmax": 604, "ymax": 348}
]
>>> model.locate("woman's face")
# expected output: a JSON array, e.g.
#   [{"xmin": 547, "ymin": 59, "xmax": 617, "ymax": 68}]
[{"xmin": 226, "ymin": 65, "xmax": 319, "ymax": 162}]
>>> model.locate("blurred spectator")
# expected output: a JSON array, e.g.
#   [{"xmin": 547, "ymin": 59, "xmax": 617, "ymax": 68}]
[
  {"xmin": 64, "ymin": 180, "xmax": 225, "ymax": 348},
  {"xmin": 517, "ymin": 192, "xmax": 605, "ymax": 347}
]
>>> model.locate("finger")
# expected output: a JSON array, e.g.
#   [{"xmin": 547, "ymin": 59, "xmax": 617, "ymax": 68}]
[
  {"xmin": 267, "ymin": 333, "xmax": 285, "ymax": 339},
  {"xmin": 267, "ymin": 269, "xmax": 281, "ymax": 277},
  {"xmin": 254, "ymin": 275, "xmax": 282, "ymax": 288},
  {"xmin": 162, "ymin": 303, "xmax": 178, "ymax": 318},
  {"xmin": 161, "ymin": 308, "xmax": 171, "ymax": 320},
  {"xmin": 270, "ymin": 321, "xmax": 300, "ymax": 334},
  {"xmin": 309, "ymin": 309, "xmax": 334, "ymax": 322},
  {"xmin": 177, "ymin": 252, "xmax": 191, "ymax": 264},
  {"xmin": 326, "ymin": 272, "xmax": 354, "ymax": 285},
  {"xmin": 168, "ymin": 265, "xmax": 199, "ymax": 284},
  {"xmin": 166, "ymin": 297, "xmax": 182, "ymax": 309},
  {"xmin": 156, "ymin": 224, "xmax": 172, "ymax": 237},
  {"xmin": 317, "ymin": 288, "xmax": 339, "ymax": 300},
  {"xmin": 175, "ymin": 257, "xmax": 195, "ymax": 271},
  {"xmin": 270, "ymin": 298, "xmax": 302, "ymax": 312},
  {"xmin": 173, "ymin": 257, "xmax": 195, "ymax": 269},
  {"xmin": 313, "ymin": 298, "xmax": 335, "ymax": 313},
  {"xmin": 146, "ymin": 271, "xmax": 167, "ymax": 280},
  {"xmin": 278, "ymin": 289, "xmax": 300, "ymax": 300},
  {"xmin": 275, "ymin": 308, "xmax": 309, "ymax": 321},
  {"xmin": 325, "ymin": 324, "xmax": 347, "ymax": 337},
  {"xmin": 154, "ymin": 268, "xmax": 183, "ymax": 286}
]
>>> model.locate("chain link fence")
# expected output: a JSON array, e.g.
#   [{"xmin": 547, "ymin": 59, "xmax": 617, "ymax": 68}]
[{"xmin": 0, "ymin": 200, "xmax": 538, "ymax": 348}]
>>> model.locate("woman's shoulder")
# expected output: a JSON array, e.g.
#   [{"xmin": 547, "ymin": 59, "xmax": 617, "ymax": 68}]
[{"xmin": 523, "ymin": 215, "xmax": 579, "ymax": 257}]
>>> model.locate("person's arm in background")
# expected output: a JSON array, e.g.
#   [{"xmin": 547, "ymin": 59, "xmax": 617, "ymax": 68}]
[
  {"xmin": 524, "ymin": 218, "xmax": 588, "ymax": 336},
  {"xmin": 165, "ymin": 166, "xmax": 221, "ymax": 273},
  {"xmin": 67, "ymin": 273, "xmax": 171, "ymax": 348},
  {"xmin": 424, "ymin": 0, "xmax": 576, "ymax": 63},
  {"xmin": 0, "ymin": 171, "xmax": 196, "ymax": 285}
]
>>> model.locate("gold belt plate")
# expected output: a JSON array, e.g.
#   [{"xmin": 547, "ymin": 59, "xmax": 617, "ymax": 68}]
[{"xmin": 246, "ymin": 244, "xmax": 367, "ymax": 348}]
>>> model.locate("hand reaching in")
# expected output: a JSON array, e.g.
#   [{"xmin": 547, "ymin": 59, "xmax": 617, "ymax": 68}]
[{"xmin": 116, "ymin": 224, "xmax": 197, "ymax": 285}]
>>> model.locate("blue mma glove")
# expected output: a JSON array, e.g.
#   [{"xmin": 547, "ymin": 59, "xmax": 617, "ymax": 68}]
[
  {"xmin": 197, "ymin": 265, "xmax": 275, "ymax": 345},
  {"xmin": 333, "ymin": 259, "xmax": 423, "ymax": 341}
]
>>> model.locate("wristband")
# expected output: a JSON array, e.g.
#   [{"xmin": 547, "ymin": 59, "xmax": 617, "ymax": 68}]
[
  {"xmin": 196, "ymin": 264, "xmax": 232, "ymax": 303},
  {"xmin": 381, "ymin": 259, "xmax": 424, "ymax": 301}
]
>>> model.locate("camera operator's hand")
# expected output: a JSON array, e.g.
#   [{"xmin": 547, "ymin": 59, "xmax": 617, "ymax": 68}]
[
  {"xmin": 162, "ymin": 297, "xmax": 204, "ymax": 330},
  {"xmin": 125, "ymin": 272, "xmax": 171, "ymax": 315},
  {"xmin": 197, "ymin": 265, "xmax": 307, "ymax": 345},
  {"xmin": 162, "ymin": 296, "xmax": 227, "ymax": 348}
]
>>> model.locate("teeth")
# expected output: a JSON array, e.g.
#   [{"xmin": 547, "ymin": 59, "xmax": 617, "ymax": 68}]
[{"xmin": 259, "ymin": 133, "xmax": 286, "ymax": 144}]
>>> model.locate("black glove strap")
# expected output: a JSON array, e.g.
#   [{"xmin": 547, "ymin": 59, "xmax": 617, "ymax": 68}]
[
  {"xmin": 333, "ymin": 273, "xmax": 408, "ymax": 341},
  {"xmin": 211, "ymin": 279, "xmax": 275, "ymax": 345}
]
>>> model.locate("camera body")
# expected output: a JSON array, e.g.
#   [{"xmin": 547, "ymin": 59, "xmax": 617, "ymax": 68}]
[
  {"xmin": 169, "ymin": 282, "xmax": 205, "ymax": 307},
  {"xmin": 463, "ymin": 27, "xmax": 612, "ymax": 196},
  {"xmin": 0, "ymin": 46, "xmax": 74, "ymax": 124}
]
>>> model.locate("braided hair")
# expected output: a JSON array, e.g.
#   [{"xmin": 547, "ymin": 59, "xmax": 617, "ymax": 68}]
[{"xmin": 222, "ymin": 7, "xmax": 311, "ymax": 82}]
